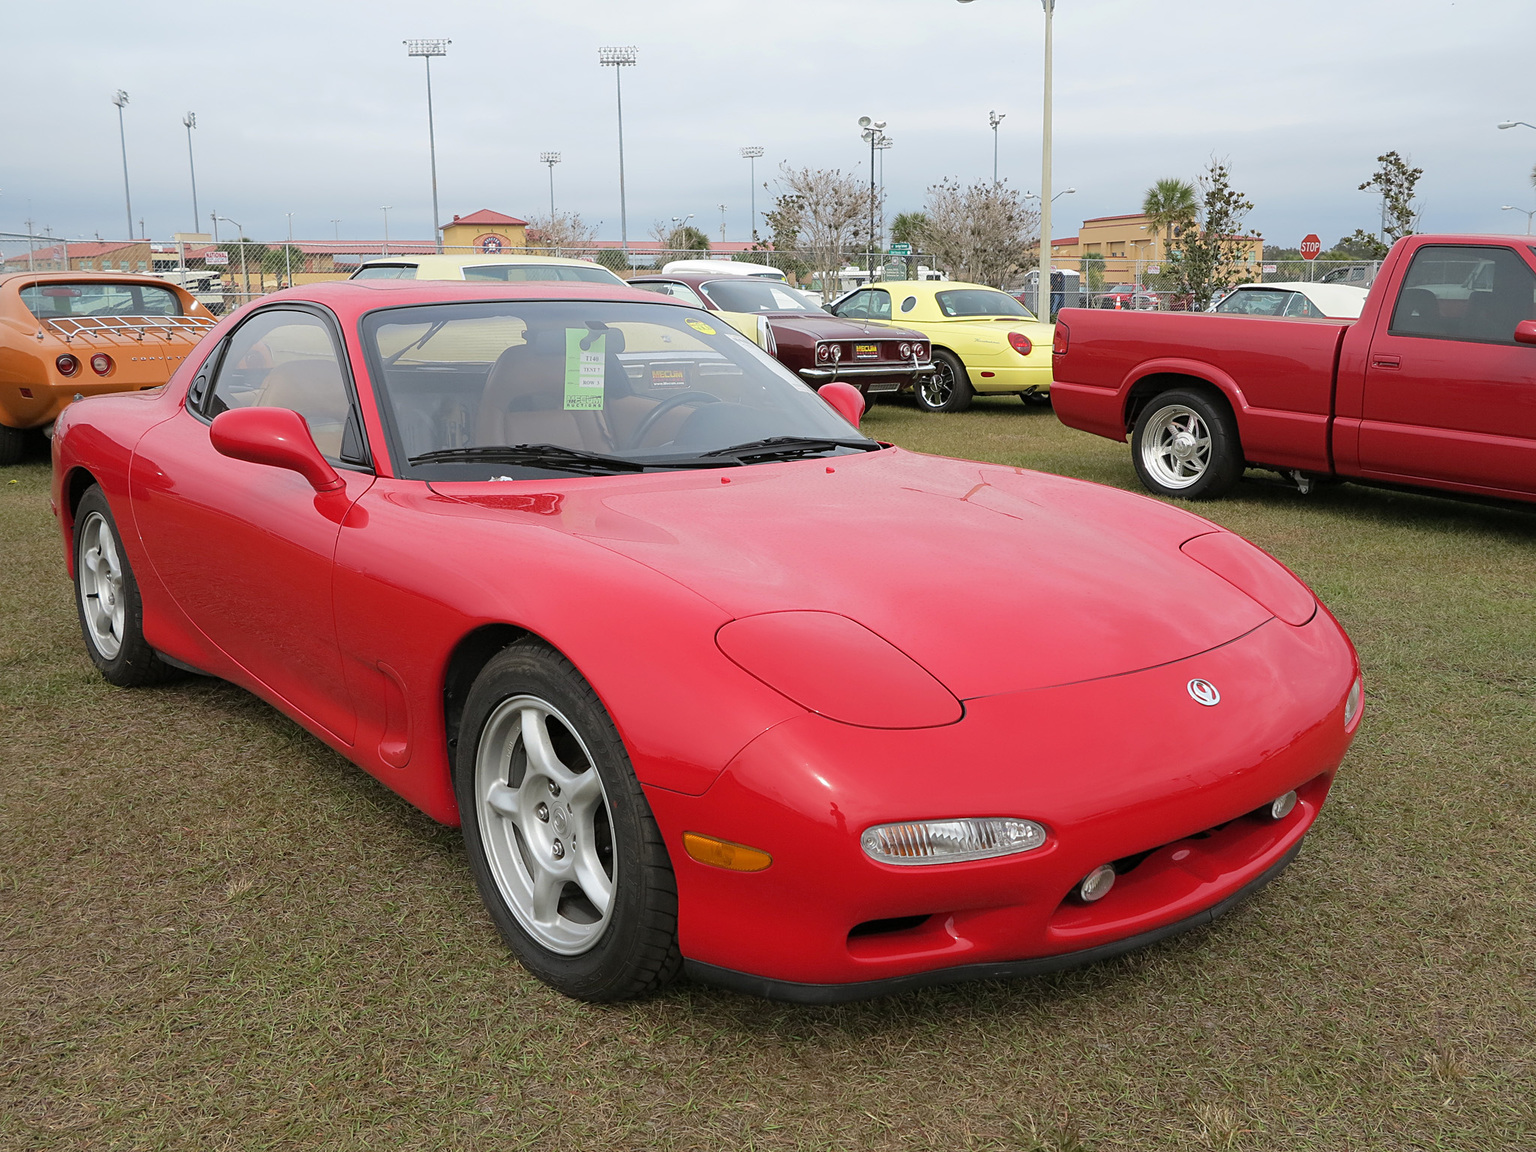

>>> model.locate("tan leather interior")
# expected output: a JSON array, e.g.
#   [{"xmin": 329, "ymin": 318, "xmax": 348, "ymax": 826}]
[
  {"xmin": 474, "ymin": 341, "xmax": 612, "ymax": 451},
  {"xmin": 256, "ymin": 357, "xmax": 350, "ymax": 458}
]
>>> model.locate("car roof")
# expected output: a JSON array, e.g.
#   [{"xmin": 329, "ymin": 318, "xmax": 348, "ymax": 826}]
[
  {"xmin": 353, "ymin": 254, "xmax": 619, "ymax": 278},
  {"xmin": 235, "ymin": 278, "xmax": 689, "ymax": 322}
]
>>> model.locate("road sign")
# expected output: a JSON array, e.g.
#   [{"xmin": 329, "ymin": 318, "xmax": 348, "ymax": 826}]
[
  {"xmin": 1300, "ymin": 234, "xmax": 1322, "ymax": 261},
  {"xmin": 889, "ymin": 242, "xmax": 912, "ymax": 256},
  {"xmin": 205, "ymin": 250, "xmax": 229, "ymax": 265}
]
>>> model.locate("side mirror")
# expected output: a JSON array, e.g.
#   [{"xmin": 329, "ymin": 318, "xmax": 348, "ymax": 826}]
[
  {"xmin": 819, "ymin": 381, "xmax": 865, "ymax": 428},
  {"xmin": 1515, "ymin": 319, "xmax": 1536, "ymax": 346},
  {"xmin": 210, "ymin": 406, "xmax": 345, "ymax": 492}
]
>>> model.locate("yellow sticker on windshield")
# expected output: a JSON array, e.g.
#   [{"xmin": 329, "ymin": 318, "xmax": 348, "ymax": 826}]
[{"xmin": 686, "ymin": 319, "xmax": 716, "ymax": 335}]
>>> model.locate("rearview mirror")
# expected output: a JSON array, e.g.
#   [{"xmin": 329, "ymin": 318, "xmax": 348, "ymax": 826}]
[
  {"xmin": 818, "ymin": 381, "xmax": 865, "ymax": 428},
  {"xmin": 1514, "ymin": 319, "xmax": 1536, "ymax": 346},
  {"xmin": 210, "ymin": 407, "xmax": 345, "ymax": 492}
]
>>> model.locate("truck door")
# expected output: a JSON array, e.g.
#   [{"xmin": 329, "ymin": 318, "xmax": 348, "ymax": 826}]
[{"xmin": 1359, "ymin": 243, "xmax": 1536, "ymax": 497}]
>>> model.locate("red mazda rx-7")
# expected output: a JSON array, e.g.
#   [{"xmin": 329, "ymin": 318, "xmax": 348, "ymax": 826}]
[{"xmin": 51, "ymin": 278, "xmax": 1363, "ymax": 1003}]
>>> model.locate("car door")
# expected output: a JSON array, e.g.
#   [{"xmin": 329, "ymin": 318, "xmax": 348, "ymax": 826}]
[
  {"xmin": 130, "ymin": 305, "xmax": 375, "ymax": 741},
  {"xmin": 1359, "ymin": 243, "xmax": 1536, "ymax": 496}
]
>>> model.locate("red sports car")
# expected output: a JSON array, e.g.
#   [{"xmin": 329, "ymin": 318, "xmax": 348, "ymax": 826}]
[{"xmin": 51, "ymin": 279, "xmax": 1363, "ymax": 1003}]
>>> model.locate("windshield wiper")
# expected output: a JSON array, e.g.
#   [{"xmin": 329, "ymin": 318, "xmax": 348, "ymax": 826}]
[
  {"xmin": 698, "ymin": 436, "xmax": 881, "ymax": 461},
  {"xmin": 409, "ymin": 444, "xmax": 648, "ymax": 474}
]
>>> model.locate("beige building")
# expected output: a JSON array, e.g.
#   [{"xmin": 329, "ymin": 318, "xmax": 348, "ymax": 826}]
[
  {"xmin": 1051, "ymin": 212, "xmax": 1262, "ymax": 283},
  {"xmin": 440, "ymin": 209, "xmax": 529, "ymax": 253}
]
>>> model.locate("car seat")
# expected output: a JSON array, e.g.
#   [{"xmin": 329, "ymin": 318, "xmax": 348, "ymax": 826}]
[{"xmin": 256, "ymin": 358, "xmax": 351, "ymax": 458}]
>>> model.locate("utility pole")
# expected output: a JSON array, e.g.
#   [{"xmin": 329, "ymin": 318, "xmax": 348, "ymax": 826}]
[
  {"xmin": 740, "ymin": 146, "xmax": 764, "ymax": 241},
  {"xmin": 285, "ymin": 212, "xmax": 295, "ymax": 287},
  {"xmin": 112, "ymin": 90, "xmax": 133, "ymax": 239},
  {"xmin": 718, "ymin": 204, "xmax": 728, "ymax": 243},
  {"xmin": 381, "ymin": 206, "xmax": 392, "ymax": 257},
  {"xmin": 1039, "ymin": 0, "xmax": 1055, "ymax": 319},
  {"xmin": 331, "ymin": 219, "xmax": 341, "ymax": 241},
  {"xmin": 599, "ymin": 47, "xmax": 638, "ymax": 264},
  {"xmin": 989, "ymin": 109, "xmax": 1005, "ymax": 185},
  {"xmin": 541, "ymin": 151, "xmax": 561, "ymax": 219},
  {"xmin": 404, "ymin": 39, "xmax": 451, "ymax": 253}
]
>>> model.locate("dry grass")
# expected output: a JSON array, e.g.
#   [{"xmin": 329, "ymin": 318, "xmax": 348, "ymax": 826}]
[{"xmin": 2, "ymin": 402, "xmax": 1534, "ymax": 1150}]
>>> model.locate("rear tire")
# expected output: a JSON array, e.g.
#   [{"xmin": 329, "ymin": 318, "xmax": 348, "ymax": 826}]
[
  {"xmin": 0, "ymin": 423, "xmax": 26, "ymax": 466},
  {"xmin": 1130, "ymin": 389, "xmax": 1243, "ymax": 499},
  {"xmin": 73, "ymin": 486, "xmax": 178, "ymax": 686},
  {"xmin": 916, "ymin": 351, "xmax": 973, "ymax": 413}
]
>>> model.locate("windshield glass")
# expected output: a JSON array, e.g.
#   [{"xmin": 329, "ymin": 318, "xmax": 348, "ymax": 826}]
[
  {"xmin": 363, "ymin": 300, "xmax": 871, "ymax": 479},
  {"xmin": 933, "ymin": 288, "xmax": 1033, "ymax": 318},
  {"xmin": 1213, "ymin": 289, "xmax": 1291, "ymax": 316},
  {"xmin": 20, "ymin": 282, "xmax": 182, "ymax": 318},
  {"xmin": 461, "ymin": 263, "xmax": 625, "ymax": 285},
  {"xmin": 699, "ymin": 279, "xmax": 826, "ymax": 314},
  {"xmin": 353, "ymin": 265, "xmax": 418, "ymax": 280}
]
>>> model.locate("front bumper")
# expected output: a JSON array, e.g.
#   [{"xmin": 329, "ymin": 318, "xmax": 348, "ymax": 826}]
[
  {"xmin": 643, "ymin": 610, "xmax": 1357, "ymax": 996},
  {"xmin": 799, "ymin": 362, "xmax": 937, "ymax": 391}
]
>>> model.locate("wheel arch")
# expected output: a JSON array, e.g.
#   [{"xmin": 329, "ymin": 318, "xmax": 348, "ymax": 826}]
[
  {"xmin": 442, "ymin": 623, "xmax": 534, "ymax": 766},
  {"xmin": 59, "ymin": 466, "xmax": 103, "ymax": 576},
  {"xmin": 1123, "ymin": 368, "xmax": 1241, "ymax": 435}
]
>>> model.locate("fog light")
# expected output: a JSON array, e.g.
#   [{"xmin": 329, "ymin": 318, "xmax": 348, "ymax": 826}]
[
  {"xmin": 1077, "ymin": 864, "xmax": 1115, "ymax": 903},
  {"xmin": 1268, "ymin": 790, "xmax": 1298, "ymax": 820},
  {"xmin": 861, "ymin": 817, "xmax": 1046, "ymax": 866},
  {"xmin": 1343, "ymin": 675, "xmax": 1363, "ymax": 730}
]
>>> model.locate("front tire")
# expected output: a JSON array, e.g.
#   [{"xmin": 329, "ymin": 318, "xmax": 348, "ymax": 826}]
[
  {"xmin": 455, "ymin": 640, "xmax": 681, "ymax": 1001},
  {"xmin": 0, "ymin": 422, "xmax": 26, "ymax": 466},
  {"xmin": 916, "ymin": 351, "xmax": 974, "ymax": 413},
  {"xmin": 73, "ymin": 486, "xmax": 177, "ymax": 686},
  {"xmin": 1130, "ymin": 389, "xmax": 1243, "ymax": 499}
]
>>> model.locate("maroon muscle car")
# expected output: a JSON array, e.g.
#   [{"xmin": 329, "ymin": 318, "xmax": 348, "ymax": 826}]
[{"xmin": 628, "ymin": 273, "xmax": 934, "ymax": 403}]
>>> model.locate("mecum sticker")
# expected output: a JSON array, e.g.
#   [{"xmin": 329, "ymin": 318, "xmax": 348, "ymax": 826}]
[{"xmin": 563, "ymin": 329, "xmax": 606, "ymax": 410}]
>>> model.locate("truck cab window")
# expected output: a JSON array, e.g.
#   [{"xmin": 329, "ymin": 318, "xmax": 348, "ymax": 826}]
[{"xmin": 1389, "ymin": 245, "xmax": 1536, "ymax": 344}]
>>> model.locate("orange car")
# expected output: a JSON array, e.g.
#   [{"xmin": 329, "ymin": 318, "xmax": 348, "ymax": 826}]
[{"xmin": 0, "ymin": 272, "xmax": 216, "ymax": 464}]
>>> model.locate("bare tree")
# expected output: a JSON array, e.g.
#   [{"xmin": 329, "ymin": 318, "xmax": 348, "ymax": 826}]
[
  {"xmin": 526, "ymin": 211, "xmax": 598, "ymax": 253},
  {"xmin": 767, "ymin": 164, "xmax": 867, "ymax": 299},
  {"xmin": 921, "ymin": 179, "xmax": 1038, "ymax": 287}
]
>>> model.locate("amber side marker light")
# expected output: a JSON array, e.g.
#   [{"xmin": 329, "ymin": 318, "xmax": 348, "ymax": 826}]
[{"xmin": 683, "ymin": 832, "xmax": 773, "ymax": 872}]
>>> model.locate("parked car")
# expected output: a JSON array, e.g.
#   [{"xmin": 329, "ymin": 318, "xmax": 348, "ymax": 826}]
[
  {"xmin": 660, "ymin": 259, "xmax": 787, "ymax": 281},
  {"xmin": 350, "ymin": 253, "xmax": 626, "ymax": 285},
  {"xmin": 828, "ymin": 280, "xmax": 1054, "ymax": 412},
  {"xmin": 1050, "ymin": 234, "xmax": 1536, "ymax": 503},
  {"xmin": 1093, "ymin": 284, "xmax": 1156, "ymax": 310},
  {"xmin": 628, "ymin": 271, "xmax": 933, "ymax": 404},
  {"xmin": 1319, "ymin": 264, "xmax": 1378, "ymax": 289},
  {"xmin": 1210, "ymin": 282, "xmax": 1369, "ymax": 320},
  {"xmin": 51, "ymin": 277, "xmax": 1361, "ymax": 1002},
  {"xmin": 0, "ymin": 272, "xmax": 216, "ymax": 464}
]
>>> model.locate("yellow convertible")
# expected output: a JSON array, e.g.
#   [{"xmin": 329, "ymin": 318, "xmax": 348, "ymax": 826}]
[{"xmin": 828, "ymin": 280, "xmax": 1054, "ymax": 412}]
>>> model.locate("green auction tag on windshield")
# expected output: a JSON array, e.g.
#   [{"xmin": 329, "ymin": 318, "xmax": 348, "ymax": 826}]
[{"xmin": 563, "ymin": 329, "xmax": 606, "ymax": 410}]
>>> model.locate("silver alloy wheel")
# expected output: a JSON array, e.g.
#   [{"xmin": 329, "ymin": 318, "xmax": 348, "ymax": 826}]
[
  {"xmin": 1140, "ymin": 404, "xmax": 1213, "ymax": 490},
  {"xmin": 919, "ymin": 360, "xmax": 954, "ymax": 408},
  {"xmin": 474, "ymin": 695, "xmax": 616, "ymax": 955},
  {"xmin": 78, "ymin": 510, "xmax": 126, "ymax": 660}
]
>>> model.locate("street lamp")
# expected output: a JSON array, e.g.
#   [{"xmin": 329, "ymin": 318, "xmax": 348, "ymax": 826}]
[
  {"xmin": 183, "ymin": 112, "xmax": 201, "ymax": 236},
  {"xmin": 1502, "ymin": 205, "xmax": 1536, "ymax": 235},
  {"xmin": 740, "ymin": 146, "xmax": 764, "ymax": 241},
  {"xmin": 957, "ymin": 0, "xmax": 1054, "ymax": 317},
  {"xmin": 404, "ymin": 39, "xmax": 451, "ymax": 253},
  {"xmin": 718, "ymin": 203, "xmax": 728, "ymax": 243},
  {"xmin": 540, "ymin": 151, "xmax": 561, "ymax": 220},
  {"xmin": 858, "ymin": 116, "xmax": 887, "ymax": 267},
  {"xmin": 112, "ymin": 90, "xmax": 133, "ymax": 240},
  {"xmin": 331, "ymin": 219, "xmax": 341, "ymax": 241},
  {"xmin": 381, "ymin": 206, "xmax": 392, "ymax": 256},
  {"xmin": 1497, "ymin": 121, "xmax": 1536, "ymax": 131},
  {"xmin": 989, "ymin": 110, "xmax": 1005, "ymax": 185},
  {"xmin": 670, "ymin": 214, "xmax": 694, "ymax": 251},
  {"xmin": 599, "ymin": 46, "xmax": 639, "ymax": 263},
  {"xmin": 214, "ymin": 214, "xmax": 250, "ymax": 299}
]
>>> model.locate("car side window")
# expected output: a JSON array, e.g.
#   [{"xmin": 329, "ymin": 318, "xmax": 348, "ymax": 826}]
[
  {"xmin": 204, "ymin": 309, "xmax": 367, "ymax": 465},
  {"xmin": 839, "ymin": 291, "xmax": 871, "ymax": 319},
  {"xmin": 867, "ymin": 290, "xmax": 892, "ymax": 320},
  {"xmin": 1283, "ymin": 292, "xmax": 1323, "ymax": 318},
  {"xmin": 1389, "ymin": 245, "xmax": 1536, "ymax": 344},
  {"xmin": 632, "ymin": 281, "xmax": 706, "ymax": 307}
]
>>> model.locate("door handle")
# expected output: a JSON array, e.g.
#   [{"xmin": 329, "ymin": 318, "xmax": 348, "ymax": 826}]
[{"xmin": 1371, "ymin": 355, "xmax": 1401, "ymax": 370}]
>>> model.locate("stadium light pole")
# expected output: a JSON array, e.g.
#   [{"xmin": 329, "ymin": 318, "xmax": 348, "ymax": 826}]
[
  {"xmin": 599, "ymin": 46, "xmax": 638, "ymax": 263},
  {"xmin": 112, "ymin": 90, "xmax": 134, "ymax": 239},
  {"xmin": 540, "ymin": 151, "xmax": 561, "ymax": 219},
  {"xmin": 958, "ymin": 0, "xmax": 1054, "ymax": 317},
  {"xmin": 183, "ymin": 112, "xmax": 201, "ymax": 235},
  {"xmin": 858, "ymin": 117, "xmax": 887, "ymax": 268},
  {"xmin": 740, "ymin": 146, "xmax": 764, "ymax": 241},
  {"xmin": 989, "ymin": 110, "xmax": 1005, "ymax": 185},
  {"xmin": 718, "ymin": 203, "xmax": 728, "ymax": 243},
  {"xmin": 405, "ymin": 39, "xmax": 450, "ymax": 253}
]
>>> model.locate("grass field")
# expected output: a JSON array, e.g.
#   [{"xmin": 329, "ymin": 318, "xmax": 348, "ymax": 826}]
[{"xmin": 2, "ymin": 399, "xmax": 1533, "ymax": 1151}]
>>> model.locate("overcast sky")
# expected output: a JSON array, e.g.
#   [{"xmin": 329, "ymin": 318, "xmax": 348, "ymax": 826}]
[{"xmin": 3, "ymin": 0, "xmax": 1533, "ymax": 248}]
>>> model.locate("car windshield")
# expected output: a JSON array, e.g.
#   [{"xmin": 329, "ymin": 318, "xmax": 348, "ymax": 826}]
[
  {"xmin": 461, "ymin": 263, "xmax": 626, "ymax": 285},
  {"xmin": 933, "ymin": 288, "xmax": 1033, "ymax": 318},
  {"xmin": 1213, "ymin": 289, "xmax": 1291, "ymax": 316},
  {"xmin": 698, "ymin": 279, "xmax": 826, "ymax": 313},
  {"xmin": 20, "ymin": 282, "xmax": 182, "ymax": 317},
  {"xmin": 363, "ymin": 300, "xmax": 874, "ymax": 479},
  {"xmin": 353, "ymin": 265, "xmax": 418, "ymax": 280}
]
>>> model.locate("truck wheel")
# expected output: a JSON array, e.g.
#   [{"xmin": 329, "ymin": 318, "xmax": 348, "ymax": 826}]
[
  {"xmin": 1131, "ymin": 390, "xmax": 1243, "ymax": 499},
  {"xmin": 0, "ymin": 423, "xmax": 26, "ymax": 466},
  {"xmin": 917, "ymin": 351, "xmax": 973, "ymax": 413}
]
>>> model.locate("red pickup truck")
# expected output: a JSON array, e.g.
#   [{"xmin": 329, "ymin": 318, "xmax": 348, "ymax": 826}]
[{"xmin": 1050, "ymin": 234, "xmax": 1536, "ymax": 504}]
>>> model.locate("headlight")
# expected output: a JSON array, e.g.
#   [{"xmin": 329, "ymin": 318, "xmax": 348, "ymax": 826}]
[
  {"xmin": 1181, "ymin": 530, "xmax": 1317, "ymax": 626},
  {"xmin": 862, "ymin": 818, "xmax": 1047, "ymax": 865},
  {"xmin": 1344, "ymin": 674, "xmax": 1363, "ymax": 730}
]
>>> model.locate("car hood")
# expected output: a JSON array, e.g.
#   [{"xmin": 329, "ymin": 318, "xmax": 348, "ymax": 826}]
[{"xmin": 435, "ymin": 449, "xmax": 1274, "ymax": 700}]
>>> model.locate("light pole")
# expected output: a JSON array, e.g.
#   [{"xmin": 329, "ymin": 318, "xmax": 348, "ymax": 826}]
[
  {"xmin": 989, "ymin": 110, "xmax": 1005, "ymax": 185},
  {"xmin": 540, "ymin": 151, "xmax": 561, "ymax": 219},
  {"xmin": 670, "ymin": 214, "xmax": 694, "ymax": 251},
  {"xmin": 875, "ymin": 132, "xmax": 893, "ymax": 212},
  {"xmin": 405, "ymin": 39, "xmax": 450, "ymax": 253},
  {"xmin": 285, "ymin": 212, "xmax": 295, "ymax": 286},
  {"xmin": 112, "ymin": 90, "xmax": 133, "ymax": 239},
  {"xmin": 214, "ymin": 215, "xmax": 250, "ymax": 299},
  {"xmin": 1502, "ymin": 205, "xmax": 1536, "ymax": 234},
  {"xmin": 183, "ymin": 112, "xmax": 201, "ymax": 235},
  {"xmin": 740, "ymin": 146, "xmax": 764, "ymax": 242},
  {"xmin": 331, "ymin": 219, "xmax": 341, "ymax": 241},
  {"xmin": 381, "ymin": 206, "xmax": 392, "ymax": 256},
  {"xmin": 1497, "ymin": 120, "xmax": 1536, "ymax": 131},
  {"xmin": 718, "ymin": 203, "xmax": 728, "ymax": 243},
  {"xmin": 858, "ymin": 116, "xmax": 887, "ymax": 268},
  {"xmin": 599, "ymin": 46, "xmax": 638, "ymax": 264}
]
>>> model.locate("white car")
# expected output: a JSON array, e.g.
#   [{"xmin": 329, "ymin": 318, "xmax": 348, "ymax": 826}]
[
  {"xmin": 659, "ymin": 259, "xmax": 787, "ymax": 281},
  {"xmin": 349, "ymin": 253, "xmax": 625, "ymax": 285},
  {"xmin": 1209, "ymin": 282, "xmax": 1369, "ymax": 319}
]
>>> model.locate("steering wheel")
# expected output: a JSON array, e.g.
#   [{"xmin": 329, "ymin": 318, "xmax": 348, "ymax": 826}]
[{"xmin": 625, "ymin": 390, "xmax": 721, "ymax": 449}]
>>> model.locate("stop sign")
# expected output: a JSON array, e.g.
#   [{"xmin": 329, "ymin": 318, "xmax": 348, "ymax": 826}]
[{"xmin": 1301, "ymin": 234, "xmax": 1322, "ymax": 261}]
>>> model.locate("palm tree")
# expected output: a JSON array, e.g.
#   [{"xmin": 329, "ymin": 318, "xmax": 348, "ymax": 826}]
[{"xmin": 1143, "ymin": 178, "xmax": 1197, "ymax": 258}]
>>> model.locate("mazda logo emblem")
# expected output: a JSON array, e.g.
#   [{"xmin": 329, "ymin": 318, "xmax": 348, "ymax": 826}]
[{"xmin": 1187, "ymin": 678, "xmax": 1221, "ymax": 706}]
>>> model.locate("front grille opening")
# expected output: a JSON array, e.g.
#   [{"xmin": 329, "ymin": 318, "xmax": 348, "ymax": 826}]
[
  {"xmin": 848, "ymin": 914, "xmax": 930, "ymax": 940},
  {"xmin": 1113, "ymin": 818, "xmax": 1237, "ymax": 877}
]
